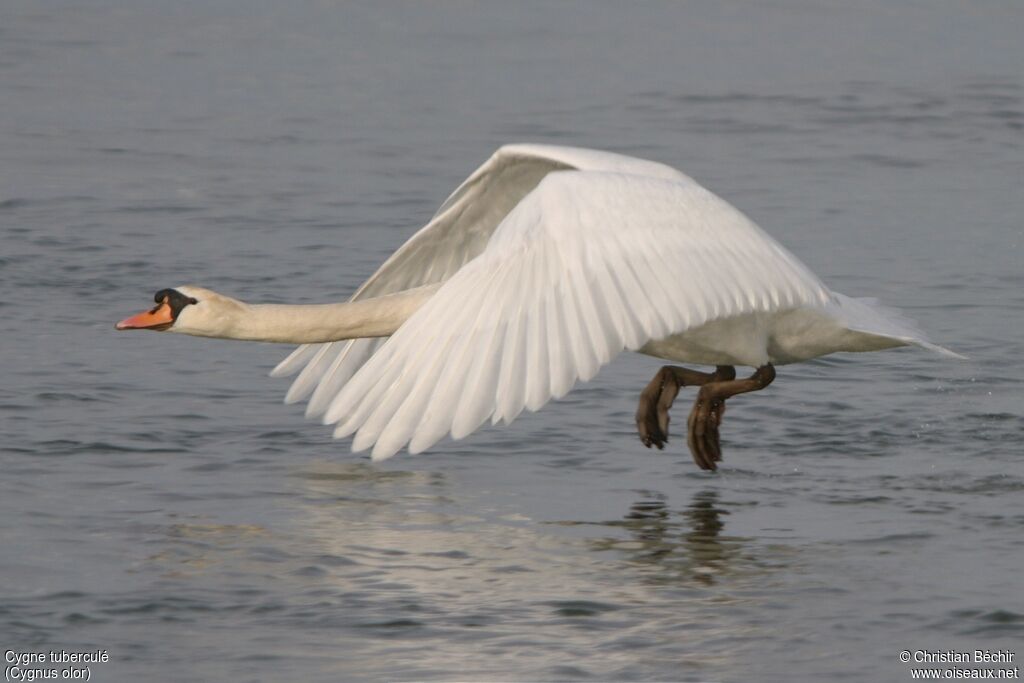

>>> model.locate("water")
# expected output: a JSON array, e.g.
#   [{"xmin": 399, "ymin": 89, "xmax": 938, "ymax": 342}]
[{"xmin": 2, "ymin": 2, "xmax": 1022, "ymax": 681}]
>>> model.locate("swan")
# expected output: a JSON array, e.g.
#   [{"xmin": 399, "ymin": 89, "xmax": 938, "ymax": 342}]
[{"xmin": 116, "ymin": 143, "xmax": 959, "ymax": 470}]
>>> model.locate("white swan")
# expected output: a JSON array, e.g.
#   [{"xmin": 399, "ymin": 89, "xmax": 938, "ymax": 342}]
[{"xmin": 116, "ymin": 143, "xmax": 958, "ymax": 469}]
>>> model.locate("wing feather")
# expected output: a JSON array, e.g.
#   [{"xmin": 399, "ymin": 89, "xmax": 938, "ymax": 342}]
[
  {"xmin": 545, "ymin": 285, "xmax": 574, "ymax": 400},
  {"xmin": 492, "ymin": 279, "xmax": 529, "ymax": 426},
  {"xmin": 304, "ymin": 338, "xmax": 383, "ymax": 417},
  {"xmin": 562, "ymin": 264, "xmax": 607, "ymax": 379},
  {"xmin": 283, "ymin": 343, "xmax": 334, "ymax": 403}
]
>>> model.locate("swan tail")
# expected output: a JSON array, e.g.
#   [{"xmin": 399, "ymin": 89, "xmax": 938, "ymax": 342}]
[{"xmin": 833, "ymin": 294, "xmax": 966, "ymax": 359}]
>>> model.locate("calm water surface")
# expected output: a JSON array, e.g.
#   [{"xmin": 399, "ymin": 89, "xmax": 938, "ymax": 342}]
[{"xmin": 1, "ymin": 2, "xmax": 1022, "ymax": 681}]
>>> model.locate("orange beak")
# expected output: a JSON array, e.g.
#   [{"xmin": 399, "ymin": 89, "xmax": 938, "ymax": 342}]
[{"xmin": 115, "ymin": 300, "xmax": 175, "ymax": 331}]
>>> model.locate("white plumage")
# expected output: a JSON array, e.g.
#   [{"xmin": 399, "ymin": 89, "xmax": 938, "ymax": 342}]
[{"xmin": 267, "ymin": 144, "xmax": 956, "ymax": 461}]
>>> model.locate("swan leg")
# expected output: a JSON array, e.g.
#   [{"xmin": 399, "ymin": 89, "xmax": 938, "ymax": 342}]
[
  {"xmin": 687, "ymin": 364, "xmax": 776, "ymax": 471},
  {"xmin": 636, "ymin": 365, "xmax": 736, "ymax": 449}
]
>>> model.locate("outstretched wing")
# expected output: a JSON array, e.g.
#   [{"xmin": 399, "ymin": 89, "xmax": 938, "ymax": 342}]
[
  {"xmin": 271, "ymin": 144, "xmax": 687, "ymax": 419},
  {"xmin": 322, "ymin": 170, "xmax": 832, "ymax": 460}
]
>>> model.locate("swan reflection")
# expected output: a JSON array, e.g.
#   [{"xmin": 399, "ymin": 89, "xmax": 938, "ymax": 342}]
[
  {"xmin": 588, "ymin": 489, "xmax": 752, "ymax": 586},
  {"xmin": 138, "ymin": 461, "xmax": 782, "ymax": 679}
]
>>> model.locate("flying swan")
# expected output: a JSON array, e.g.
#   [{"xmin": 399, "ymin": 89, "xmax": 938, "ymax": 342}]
[{"xmin": 116, "ymin": 144, "xmax": 959, "ymax": 470}]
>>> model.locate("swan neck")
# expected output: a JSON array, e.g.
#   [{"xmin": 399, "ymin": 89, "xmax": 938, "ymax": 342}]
[{"xmin": 215, "ymin": 284, "xmax": 437, "ymax": 344}]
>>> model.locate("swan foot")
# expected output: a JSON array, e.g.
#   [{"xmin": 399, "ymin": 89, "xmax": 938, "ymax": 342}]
[
  {"xmin": 686, "ymin": 364, "xmax": 776, "ymax": 471},
  {"xmin": 636, "ymin": 365, "xmax": 736, "ymax": 449}
]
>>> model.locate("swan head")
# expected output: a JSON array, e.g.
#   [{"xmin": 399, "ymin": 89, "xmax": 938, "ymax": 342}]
[{"xmin": 115, "ymin": 286, "xmax": 246, "ymax": 337}]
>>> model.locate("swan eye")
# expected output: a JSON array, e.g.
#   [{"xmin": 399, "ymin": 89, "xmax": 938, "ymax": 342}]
[{"xmin": 150, "ymin": 288, "xmax": 198, "ymax": 321}]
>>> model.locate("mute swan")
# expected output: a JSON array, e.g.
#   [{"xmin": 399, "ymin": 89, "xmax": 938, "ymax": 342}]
[{"xmin": 116, "ymin": 143, "xmax": 958, "ymax": 470}]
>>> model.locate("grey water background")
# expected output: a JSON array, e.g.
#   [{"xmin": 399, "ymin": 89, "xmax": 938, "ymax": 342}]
[{"xmin": 2, "ymin": 1, "xmax": 1022, "ymax": 681}]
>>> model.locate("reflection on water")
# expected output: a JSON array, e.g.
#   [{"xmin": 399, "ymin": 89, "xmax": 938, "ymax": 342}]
[
  {"xmin": 561, "ymin": 489, "xmax": 760, "ymax": 587},
  {"xmin": 265, "ymin": 464, "xmax": 787, "ymax": 679}
]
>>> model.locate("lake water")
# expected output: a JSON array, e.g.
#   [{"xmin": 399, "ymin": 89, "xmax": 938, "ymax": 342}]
[{"xmin": 2, "ymin": 2, "xmax": 1022, "ymax": 681}]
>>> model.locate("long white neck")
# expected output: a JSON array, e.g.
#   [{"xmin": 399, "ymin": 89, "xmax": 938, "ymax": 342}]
[{"xmin": 175, "ymin": 284, "xmax": 439, "ymax": 344}]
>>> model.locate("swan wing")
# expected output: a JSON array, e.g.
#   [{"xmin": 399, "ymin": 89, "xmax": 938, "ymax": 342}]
[
  {"xmin": 270, "ymin": 144, "xmax": 687, "ymax": 418},
  {"xmin": 321, "ymin": 170, "xmax": 832, "ymax": 460}
]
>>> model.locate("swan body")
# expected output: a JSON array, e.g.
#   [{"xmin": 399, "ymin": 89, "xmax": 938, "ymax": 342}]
[{"xmin": 117, "ymin": 143, "xmax": 957, "ymax": 466}]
